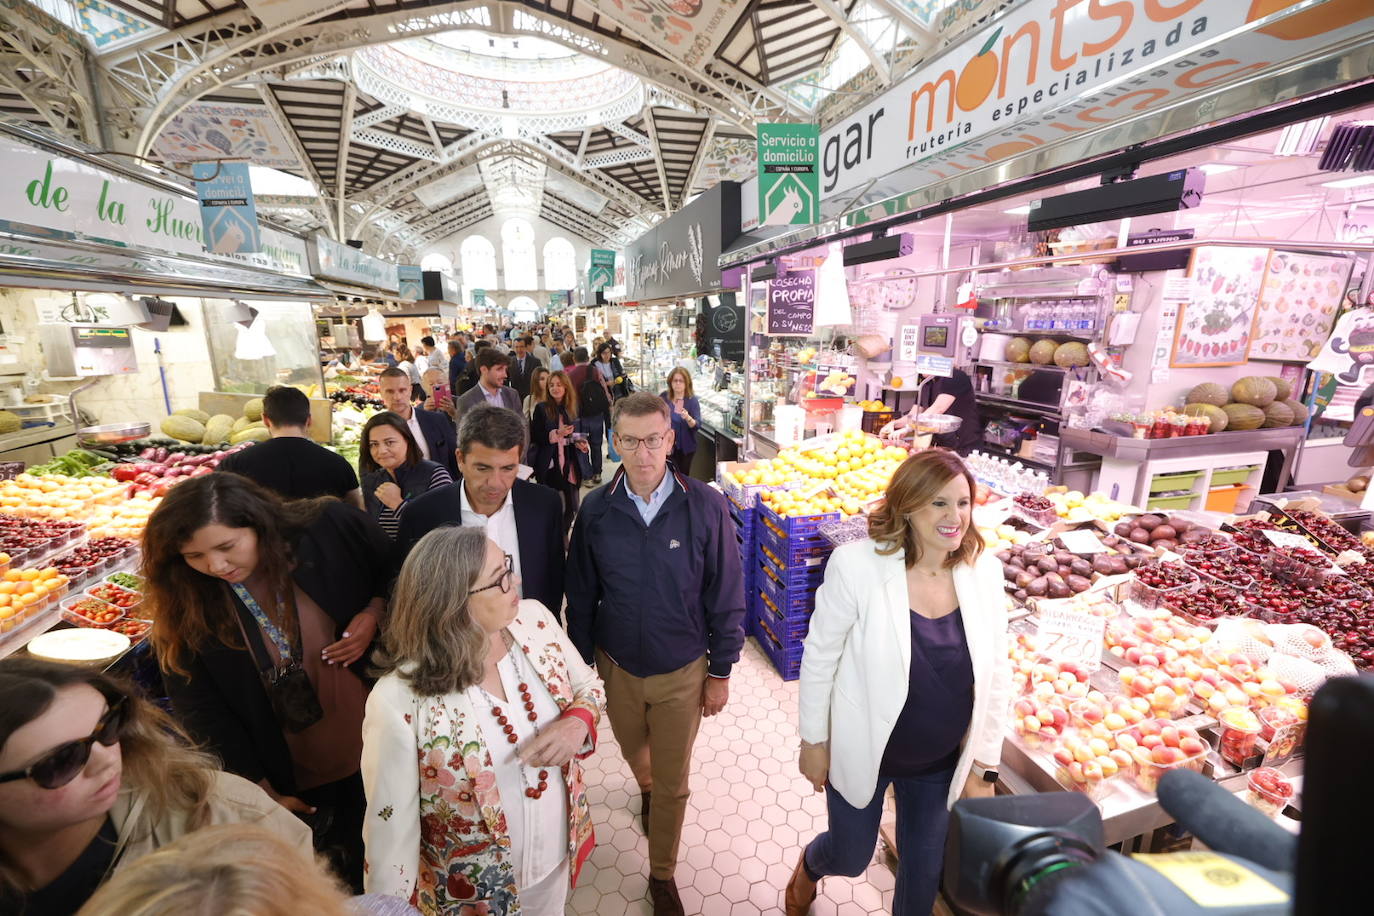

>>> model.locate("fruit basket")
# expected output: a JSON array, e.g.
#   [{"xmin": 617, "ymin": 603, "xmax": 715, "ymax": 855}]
[{"xmin": 1125, "ymin": 561, "xmax": 1200, "ymax": 610}]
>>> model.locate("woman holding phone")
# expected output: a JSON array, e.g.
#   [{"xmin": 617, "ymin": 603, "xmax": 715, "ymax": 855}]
[{"xmin": 530, "ymin": 371, "xmax": 590, "ymax": 537}]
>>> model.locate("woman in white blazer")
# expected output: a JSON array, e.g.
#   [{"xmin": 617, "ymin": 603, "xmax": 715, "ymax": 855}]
[
  {"xmin": 361, "ymin": 526, "xmax": 605, "ymax": 916},
  {"xmin": 788, "ymin": 450, "xmax": 1011, "ymax": 916}
]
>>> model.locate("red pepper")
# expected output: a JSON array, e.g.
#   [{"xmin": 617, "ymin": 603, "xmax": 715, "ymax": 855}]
[{"xmin": 111, "ymin": 466, "xmax": 142, "ymax": 482}]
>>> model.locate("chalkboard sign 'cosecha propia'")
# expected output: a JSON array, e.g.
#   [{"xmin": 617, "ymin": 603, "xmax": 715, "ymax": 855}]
[{"xmin": 767, "ymin": 270, "xmax": 815, "ymax": 336}]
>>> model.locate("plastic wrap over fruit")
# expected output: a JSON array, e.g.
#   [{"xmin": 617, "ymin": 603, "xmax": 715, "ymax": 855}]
[
  {"xmin": 1265, "ymin": 653, "xmax": 1327, "ymax": 698},
  {"xmin": 1208, "ymin": 618, "xmax": 1276, "ymax": 663},
  {"xmin": 1265, "ymin": 623, "xmax": 1331, "ymax": 662}
]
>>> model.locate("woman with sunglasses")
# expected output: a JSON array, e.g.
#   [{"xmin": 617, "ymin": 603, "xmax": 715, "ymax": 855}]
[
  {"xmin": 141, "ymin": 473, "xmax": 391, "ymax": 893},
  {"xmin": 362, "ymin": 526, "xmax": 605, "ymax": 916},
  {"xmin": 0, "ymin": 658, "xmax": 310, "ymax": 915}
]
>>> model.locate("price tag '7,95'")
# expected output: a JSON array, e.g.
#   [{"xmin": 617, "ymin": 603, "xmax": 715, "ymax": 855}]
[{"xmin": 1037, "ymin": 607, "xmax": 1107, "ymax": 673}]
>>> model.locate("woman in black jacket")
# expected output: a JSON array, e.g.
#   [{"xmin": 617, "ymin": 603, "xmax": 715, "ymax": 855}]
[
  {"xmin": 530, "ymin": 370, "xmax": 591, "ymax": 537},
  {"xmin": 358, "ymin": 411, "xmax": 453, "ymax": 539},
  {"xmin": 141, "ymin": 474, "xmax": 391, "ymax": 892}
]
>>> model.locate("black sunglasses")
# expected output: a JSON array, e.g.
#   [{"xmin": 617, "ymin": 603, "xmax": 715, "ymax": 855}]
[{"xmin": 0, "ymin": 695, "xmax": 129, "ymax": 790}]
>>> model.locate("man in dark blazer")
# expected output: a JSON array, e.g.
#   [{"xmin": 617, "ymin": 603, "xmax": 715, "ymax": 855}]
[
  {"xmin": 378, "ymin": 367, "xmax": 459, "ymax": 478},
  {"xmin": 394, "ymin": 405, "xmax": 565, "ymax": 617},
  {"xmin": 454, "ymin": 346, "xmax": 522, "ymax": 423},
  {"xmin": 507, "ymin": 335, "xmax": 542, "ymax": 400}
]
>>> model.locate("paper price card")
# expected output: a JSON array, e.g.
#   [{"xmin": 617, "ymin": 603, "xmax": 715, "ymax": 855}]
[
  {"xmin": 1260, "ymin": 529, "xmax": 1315, "ymax": 551},
  {"xmin": 1036, "ymin": 607, "xmax": 1107, "ymax": 673},
  {"xmin": 1058, "ymin": 529, "xmax": 1108, "ymax": 554}
]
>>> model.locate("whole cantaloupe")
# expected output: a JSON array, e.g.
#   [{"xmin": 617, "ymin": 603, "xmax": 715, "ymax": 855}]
[
  {"xmin": 1222, "ymin": 403, "xmax": 1265, "ymax": 431},
  {"xmin": 1271, "ymin": 377, "xmax": 1293, "ymax": 401},
  {"xmin": 1283, "ymin": 399, "xmax": 1309, "ymax": 426},
  {"xmin": 1262, "ymin": 401, "xmax": 1294, "ymax": 428},
  {"xmin": 0, "ymin": 411, "xmax": 20, "ymax": 434},
  {"xmin": 202, "ymin": 414, "xmax": 235, "ymax": 445},
  {"xmin": 1231, "ymin": 377, "xmax": 1278, "ymax": 408},
  {"xmin": 230, "ymin": 416, "xmax": 254, "ymax": 436},
  {"xmin": 1053, "ymin": 341, "xmax": 1091, "ymax": 368},
  {"xmin": 243, "ymin": 398, "xmax": 264, "ymax": 422},
  {"xmin": 1186, "ymin": 382, "xmax": 1230, "ymax": 408},
  {"xmin": 1029, "ymin": 339, "xmax": 1059, "ymax": 365},
  {"xmin": 1006, "ymin": 337, "xmax": 1032, "ymax": 363},
  {"xmin": 1183, "ymin": 402, "xmax": 1227, "ymax": 433},
  {"xmin": 161, "ymin": 415, "xmax": 206, "ymax": 442},
  {"xmin": 230, "ymin": 426, "xmax": 271, "ymax": 445}
]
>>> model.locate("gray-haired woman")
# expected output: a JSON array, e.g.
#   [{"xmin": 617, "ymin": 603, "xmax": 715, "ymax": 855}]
[{"xmin": 361, "ymin": 527, "xmax": 605, "ymax": 916}]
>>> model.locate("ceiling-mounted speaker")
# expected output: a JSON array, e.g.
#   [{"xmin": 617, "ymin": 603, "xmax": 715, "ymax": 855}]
[{"xmin": 346, "ymin": 239, "xmax": 364, "ymax": 249}]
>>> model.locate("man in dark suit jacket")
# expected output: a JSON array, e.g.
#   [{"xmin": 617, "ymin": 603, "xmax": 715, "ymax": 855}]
[
  {"xmin": 378, "ymin": 368, "xmax": 459, "ymax": 479},
  {"xmin": 507, "ymin": 335, "xmax": 542, "ymax": 400},
  {"xmin": 454, "ymin": 346, "xmax": 523, "ymax": 422},
  {"xmin": 394, "ymin": 405, "xmax": 565, "ymax": 617}
]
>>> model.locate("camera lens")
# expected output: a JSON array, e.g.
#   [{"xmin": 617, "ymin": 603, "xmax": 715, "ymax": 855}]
[{"xmin": 994, "ymin": 829, "xmax": 1099, "ymax": 914}]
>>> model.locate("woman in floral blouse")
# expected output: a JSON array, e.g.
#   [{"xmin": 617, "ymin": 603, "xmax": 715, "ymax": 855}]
[{"xmin": 361, "ymin": 526, "xmax": 604, "ymax": 915}]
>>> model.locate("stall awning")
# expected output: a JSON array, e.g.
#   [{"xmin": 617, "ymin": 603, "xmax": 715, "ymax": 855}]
[{"xmin": 0, "ymin": 232, "xmax": 329, "ymax": 300}]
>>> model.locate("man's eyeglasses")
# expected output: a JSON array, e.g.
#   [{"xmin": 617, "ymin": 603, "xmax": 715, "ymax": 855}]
[
  {"xmin": 0, "ymin": 695, "xmax": 129, "ymax": 790},
  {"xmin": 616, "ymin": 433, "xmax": 669, "ymax": 453},
  {"xmin": 471, "ymin": 554, "xmax": 515, "ymax": 595}
]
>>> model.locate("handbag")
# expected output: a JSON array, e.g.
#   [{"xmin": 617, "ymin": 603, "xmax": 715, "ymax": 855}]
[{"xmin": 233, "ymin": 584, "xmax": 324, "ymax": 734}]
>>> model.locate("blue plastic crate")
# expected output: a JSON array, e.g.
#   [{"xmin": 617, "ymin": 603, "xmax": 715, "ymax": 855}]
[
  {"xmin": 757, "ymin": 560, "xmax": 819, "ymax": 616},
  {"xmin": 758, "ymin": 502, "xmax": 841, "ymax": 538},
  {"xmin": 755, "ymin": 614, "xmax": 803, "ymax": 681},
  {"xmin": 756, "ymin": 583, "xmax": 813, "ymax": 641},
  {"xmin": 756, "ymin": 539, "xmax": 829, "ymax": 585},
  {"xmin": 758, "ymin": 520, "xmax": 833, "ymax": 568},
  {"xmin": 728, "ymin": 497, "xmax": 757, "ymax": 531}
]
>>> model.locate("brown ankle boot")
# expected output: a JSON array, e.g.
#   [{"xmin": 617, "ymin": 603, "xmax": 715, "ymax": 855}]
[{"xmin": 785, "ymin": 851, "xmax": 818, "ymax": 915}]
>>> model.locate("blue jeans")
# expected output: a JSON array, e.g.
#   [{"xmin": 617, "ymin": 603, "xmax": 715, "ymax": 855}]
[{"xmin": 804, "ymin": 768, "xmax": 955, "ymax": 916}]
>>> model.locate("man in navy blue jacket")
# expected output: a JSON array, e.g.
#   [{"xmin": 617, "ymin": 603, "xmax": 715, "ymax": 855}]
[{"xmin": 566, "ymin": 392, "xmax": 745, "ymax": 916}]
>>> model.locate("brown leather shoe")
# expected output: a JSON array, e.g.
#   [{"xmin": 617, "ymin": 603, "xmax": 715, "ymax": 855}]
[
  {"xmin": 785, "ymin": 851, "xmax": 818, "ymax": 916},
  {"xmin": 649, "ymin": 876, "xmax": 684, "ymax": 916}
]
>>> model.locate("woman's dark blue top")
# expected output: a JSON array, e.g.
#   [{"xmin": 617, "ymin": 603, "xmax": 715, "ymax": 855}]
[{"xmin": 879, "ymin": 606, "xmax": 975, "ymax": 777}]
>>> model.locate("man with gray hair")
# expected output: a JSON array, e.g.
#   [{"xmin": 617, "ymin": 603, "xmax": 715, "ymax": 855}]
[
  {"xmin": 565, "ymin": 392, "xmax": 745, "ymax": 915},
  {"xmin": 394, "ymin": 405, "xmax": 565, "ymax": 616}
]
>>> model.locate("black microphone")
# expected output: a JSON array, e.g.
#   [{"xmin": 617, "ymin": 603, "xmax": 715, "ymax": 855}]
[{"xmin": 1157, "ymin": 767, "xmax": 1297, "ymax": 873}]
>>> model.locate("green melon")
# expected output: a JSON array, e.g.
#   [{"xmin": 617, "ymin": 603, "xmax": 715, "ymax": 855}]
[
  {"xmin": 173, "ymin": 408, "xmax": 211, "ymax": 424},
  {"xmin": 1053, "ymin": 341, "xmax": 1091, "ymax": 368},
  {"xmin": 1222, "ymin": 403, "xmax": 1265, "ymax": 431},
  {"xmin": 1270, "ymin": 377, "xmax": 1293, "ymax": 401},
  {"xmin": 161, "ymin": 415, "xmax": 206, "ymax": 443},
  {"xmin": 1183, "ymin": 402, "xmax": 1227, "ymax": 433},
  {"xmin": 242, "ymin": 398, "xmax": 265, "ymax": 422},
  {"xmin": 230, "ymin": 426, "xmax": 271, "ymax": 445},
  {"xmin": 1262, "ymin": 401, "xmax": 1294, "ymax": 428},
  {"xmin": 1005, "ymin": 337, "xmax": 1032, "ymax": 364},
  {"xmin": 1231, "ymin": 377, "xmax": 1277, "ymax": 408},
  {"xmin": 202, "ymin": 414, "xmax": 235, "ymax": 445},
  {"xmin": 1029, "ymin": 339, "xmax": 1059, "ymax": 365},
  {"xmin": 1185, "ymin": 382, "xmax": 1230, "ymax": 408},
  {"xmin": 1283, "ymin": 398, "xmax": 1309, "ymax": 426}
]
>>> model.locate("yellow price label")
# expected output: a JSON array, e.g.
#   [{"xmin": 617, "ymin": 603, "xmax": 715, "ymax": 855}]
[{"xmin": 1131, "ymin": 852, "xmax": 1289, "ymax": 908}]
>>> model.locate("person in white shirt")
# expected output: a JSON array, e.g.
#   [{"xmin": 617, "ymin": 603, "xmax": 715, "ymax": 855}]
[{"xmin": 420, "ymin": 335, "xmax": 447, "ymax": 374}]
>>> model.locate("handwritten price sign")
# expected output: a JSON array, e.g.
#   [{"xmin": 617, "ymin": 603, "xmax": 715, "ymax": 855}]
[{"xmin": 1037, "ymin": 608, "xmax": 1107, "ymax": 673}]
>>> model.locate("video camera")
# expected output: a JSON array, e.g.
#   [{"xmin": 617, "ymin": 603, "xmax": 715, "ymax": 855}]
[{"xmin": 943, "ymin": 675, "xmax": 1370, "ymax": 915}]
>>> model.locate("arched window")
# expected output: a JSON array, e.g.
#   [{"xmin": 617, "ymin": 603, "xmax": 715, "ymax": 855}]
[
  {"xmin": 459, "ymin": 236, "xmax": 497, "ymax": 291},
  {"xmin": 542, "ymin": 237, "xmax": 576, "ymax": 290},
  {"xmin": 421, "ymin": 252, "xmax": 453, "ymax": 275},
  {"xmin": 509, "ymin": 295, "xmax": 540, "ymax": 318},
  {"xmin": 501, "ymin": 218, "xmax": 538, "ymax": 290}
]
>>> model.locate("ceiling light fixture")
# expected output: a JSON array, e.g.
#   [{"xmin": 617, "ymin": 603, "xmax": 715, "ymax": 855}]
[
  {"xmin": 1198, "ymin": 163, "xmax": 1239, "ymax": 175},
  {"xmin": 1003, "ymin": 205, "xmax": 1032, "ymax": 215},
  {"xmin": 1321, "ymin": 175, "xmax": 1374, "ymax": 190},
  {"xmin": 1275, "ymin": 117, "xmax": 1330, "ymax": 157}
]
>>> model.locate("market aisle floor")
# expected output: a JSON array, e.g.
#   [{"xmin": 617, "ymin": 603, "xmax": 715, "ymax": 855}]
[{"xmin": 570, "ymin": 638, "xmax": 897, "ymax": 916}]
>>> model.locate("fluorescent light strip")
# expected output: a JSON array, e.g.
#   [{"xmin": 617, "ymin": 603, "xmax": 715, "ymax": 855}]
[
  {"xmin": 1322, "ymin": 175, "xmax": 1374, "ymax": 190},
  {"xmin": 1003, "ymin": 205, "xmax": 1032, "ymax": 215}
]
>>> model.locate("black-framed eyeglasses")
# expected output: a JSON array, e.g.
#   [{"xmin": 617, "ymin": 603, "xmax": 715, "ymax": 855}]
[
  {"xmin": 471, "ymin": 554, "xmax": 515, "ymax": 595},
  {"xmin": 0, "ymin": 695, "xmax": 129, "ymax": 790}
]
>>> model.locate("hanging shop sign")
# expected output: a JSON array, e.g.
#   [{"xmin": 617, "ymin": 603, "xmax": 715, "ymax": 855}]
[
  {"xmin": 549, "ymin": 291, "xmax": 569, "ymax": 309},
  {"xmin": 227, "ymin": 226, "xmax": 309, "ymax": 277},
  {"xmin": 192, "ymin": 161, "xmax": 260, "ymax": 255},
  {"xmin": 589, "ymin": 249, "xmax": 617, "ymax": 291},
  {"xmin": 397, "ymin": 265, "xmax": 424, "ymax": 300},
  {"xmin": 766, "ymin": 270, "xmax": 815, "ymax": 336},
  {"xmin": 308, "ymin": 234, "xmax": 399, "ymax": 292},
  {"xmin": 757, "ymin": 123, "xmax": 820, "ymax": 226},
  {"xmin": 473, "ymin": 289, "xmax": 487, "ymax": 308},
  {"xmin": 822, "ymin": 0, "xmax": 1374, "ymax": 214},
  {"xmin": 626, "ymin": 182, "xmax": 741, "ymax": 300}
]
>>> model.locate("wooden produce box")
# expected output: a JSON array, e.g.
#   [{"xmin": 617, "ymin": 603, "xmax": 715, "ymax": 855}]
[{"xmin": 198, "ymin": 392, "xmax": 332, "ymax": 444}]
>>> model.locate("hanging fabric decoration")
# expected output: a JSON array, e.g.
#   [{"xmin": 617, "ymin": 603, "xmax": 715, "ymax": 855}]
[{"xmin": 813, "ymin": 242, "xmax": 852, "ymax": 327}]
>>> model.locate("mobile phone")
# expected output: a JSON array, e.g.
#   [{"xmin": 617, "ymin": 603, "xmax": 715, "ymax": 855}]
[{"xmin": 434, "ymin": 383, "xmax": 452, "ymax": 405}]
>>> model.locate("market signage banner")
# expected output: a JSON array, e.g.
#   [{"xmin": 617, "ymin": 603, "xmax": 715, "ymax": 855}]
[
  {"xmin": 588, "ymin": 249, "xmax": 616, "ymax": 291},
  {"xmin": 626, "ymin": 182, "xmax": 741, "ymax": 300},
  {"xmin": 227, "ymin": 226, "xmax": 309, "ymax": 277},
  {"xmin": 397, "ymin": 265, "xmax": 424, "ymax": 300},
  {"xmin": 757, "ymin": 123, "xmax": 819, "ymax": 226},
  {"xmin": 192, "ymin": 160, "xmax": 260, "ymax": 255},
  {"xmin": 309, "ymin": 234, "xmax": 399, "ymax": 292},
  {"xmin": 767, "ymin": 270, "xmax": 815, "ymax": 336},
  {"xmin": 473, "ymin": 289, "xmax": 487, "ymax": 308},
  {"xmin": 821, "ymin": 0, "xmax": 1374, "ymax": 212}
]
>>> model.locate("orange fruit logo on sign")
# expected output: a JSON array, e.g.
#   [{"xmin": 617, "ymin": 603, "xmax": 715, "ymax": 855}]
[
  {"xmin": 956, "ymin": 27, "xmax": 1003, "ymax": 113},
  {"xmin": 1247, "ymin": 0, "xmax": 1368, "ymax": 40}
]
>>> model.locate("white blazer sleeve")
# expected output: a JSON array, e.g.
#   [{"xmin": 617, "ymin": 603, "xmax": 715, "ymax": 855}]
[
  {"xmin": 361, "ymin": 675, "xmax": 422, "ymax": 901},
  {"xmin": 973, "ymin": 555, "xmax": 1013, "ymax": 766},
  {"xmin": 799, "ymin": 545, "xmax": 861, "ymax": 745}
]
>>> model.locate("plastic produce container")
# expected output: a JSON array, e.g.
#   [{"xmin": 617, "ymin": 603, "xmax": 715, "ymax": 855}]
[
  {"xmin": 60, "ymin": 595, "xmax": 123, "ymax": 628},
  {"xmin": 1218, "ymin": 706, "xmax": 1262, "ymax": 765},
  {"xmin": 1131, "ymin": 745, "xmax": 1208, "ymax": 794},
  {"xmin": 1245, "ymin": 767, "xmax": 1294, "ymax": 817}
]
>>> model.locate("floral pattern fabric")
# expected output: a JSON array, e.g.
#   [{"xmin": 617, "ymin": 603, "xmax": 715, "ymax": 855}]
[{"xmin": 362, "ymin": 600, "xmax": 605, "ymax": 915}]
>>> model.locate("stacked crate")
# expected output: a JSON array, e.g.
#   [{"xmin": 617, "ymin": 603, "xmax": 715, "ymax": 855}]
[
  {"xmin": 725, "ymin": 492, "xmax": 756, "ymax": 638},
  {"xmin": 752, "ymin": 502, "xmax": 839, "ymax": 680}
]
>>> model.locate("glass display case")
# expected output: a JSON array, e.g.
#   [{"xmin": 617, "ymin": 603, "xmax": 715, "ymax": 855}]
[{"xmin": 203, "ymin": 298, "xmax": 325, "ymax": 395}]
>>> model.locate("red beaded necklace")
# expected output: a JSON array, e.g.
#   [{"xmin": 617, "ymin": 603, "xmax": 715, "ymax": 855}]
[{"xmin": 485, "ymin": 679, "xmax": 550, "ymax": 799}]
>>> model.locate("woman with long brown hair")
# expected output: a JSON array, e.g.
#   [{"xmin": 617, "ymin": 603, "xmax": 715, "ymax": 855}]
[
  {"xmin": 141, "ymin": 473, "xmax": 391, "ymax": 892},
  {"xmin": 362, "ymin": 526, "xmax": 604, "ymax": 916},
  {"xmin": 660, "ymin": 367, "xmax": 701, "ymax": 476},
  {"xmin": 0, "ymin": 659, "xmax": 310, "ymax": 914},
  {"xmin": 529, "ymin": 370, "xmax": 590, "ymax": 535},
  {"xmin": 787, "ymin": 450, "xmax": 1012, "ymax": 916}
]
